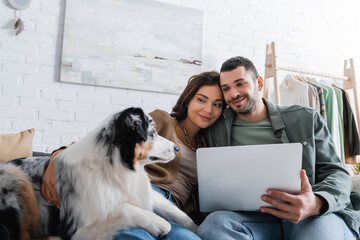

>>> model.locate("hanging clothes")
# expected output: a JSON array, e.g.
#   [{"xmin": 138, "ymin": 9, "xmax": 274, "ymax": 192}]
[
  {"xmin": 308, "ymin": 84, "xmax": 320, "ymax": 112},
  {"xmin": 334, "ymin": 86, "xmax": 360, "ymax": 163},
  {"xmin": 280, "ymin": 74, "xmax": 309, "ymax": 106},
  {"xmin": 280, "ymin": 74, "xmax": 356, "ymax": 165},
  {"xmin": 297, "ymin": 76, "xmax": 320, "ymax": 113},
  {"xmin": 332, "ymin": 85, "xmax": 345, "ymax": 165},
  {"xmin": 319, "ymin": 83, "xmax": 343, "ymax": 166},
  {"xmin": 305, "ymin": 77, "xmax": 327, "ymax": 122}
]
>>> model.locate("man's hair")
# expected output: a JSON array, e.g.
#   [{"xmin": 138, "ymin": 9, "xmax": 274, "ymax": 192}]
[{"xmin": 220, "ymin": 56, "xmax": 259, "ymax": 81}]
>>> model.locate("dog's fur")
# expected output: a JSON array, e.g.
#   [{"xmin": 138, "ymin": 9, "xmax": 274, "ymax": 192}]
[
  {"xmin": 0, "ymin": 107, "xmax": 197, "ymax": 239},
  {"xmin": 0, "ymin": 163, "xmax": 50, "ymax": 240}
]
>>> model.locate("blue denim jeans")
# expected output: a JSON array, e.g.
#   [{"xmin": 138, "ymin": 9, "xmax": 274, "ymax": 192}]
[
  {"xmin": 112, "ymin": 185, "xmax": 200, "ymax": 240},
  {"xmin": 197, "ymin": 211, "xmax": 356, "ymax": 240}
]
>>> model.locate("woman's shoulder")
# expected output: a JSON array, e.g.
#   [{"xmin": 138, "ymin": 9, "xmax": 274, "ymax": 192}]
[
  {"xmin": 149, "ymin": 109, "xmax": 177, "ymax": 127},
  {"xmin": 149, "ymin": 109, "xmax": 178, "ymax": 143},
  {"xmin": 149, "ymin": 109, "xmax": 171, "ymax": 118}
]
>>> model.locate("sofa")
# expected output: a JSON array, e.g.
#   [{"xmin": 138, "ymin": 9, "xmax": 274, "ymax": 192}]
[{"xmin": 1, "ymin": 128, "xmax": 360, "ymax": 240}]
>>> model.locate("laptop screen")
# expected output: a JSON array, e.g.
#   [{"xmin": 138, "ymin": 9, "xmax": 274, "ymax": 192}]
[{"xmin": 196, "ymin": 143, "xmax": 302, "ymax": 212}]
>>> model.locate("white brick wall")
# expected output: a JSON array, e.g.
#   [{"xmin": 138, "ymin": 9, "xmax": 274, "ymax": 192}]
[{"xmin": 0, "ymin": 0, "xmax": 360, "ymax": 152}]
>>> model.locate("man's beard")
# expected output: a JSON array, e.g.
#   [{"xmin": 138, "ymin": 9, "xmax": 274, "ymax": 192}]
[{"xmin": 229, "ymin": 89, "xmax": 258, "ymax": 115}]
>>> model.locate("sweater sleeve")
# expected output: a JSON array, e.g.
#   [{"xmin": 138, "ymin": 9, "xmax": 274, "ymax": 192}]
[{"xmin": 145, "ymin": 109, "xmax": 181, "ymax": 184}]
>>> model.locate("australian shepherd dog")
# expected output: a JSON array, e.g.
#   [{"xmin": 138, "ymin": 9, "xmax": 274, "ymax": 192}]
[{"xmin": 0, "ymin": 107, "xmax": 197, "ymax": 240}]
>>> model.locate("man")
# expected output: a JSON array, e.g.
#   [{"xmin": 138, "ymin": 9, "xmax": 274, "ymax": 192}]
[{"xmin": 197, "ymin": 56, "xmax": 360, "ymax": 239}]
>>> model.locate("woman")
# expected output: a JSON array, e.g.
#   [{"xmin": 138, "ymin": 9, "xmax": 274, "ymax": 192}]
[{"xmin": 42, "ymin": 71, "xmax": 225, "ymax": 239}]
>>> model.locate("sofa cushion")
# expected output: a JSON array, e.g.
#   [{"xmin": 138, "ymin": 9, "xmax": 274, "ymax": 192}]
[{"xmin": 0, "ymin": 128, "xmax": 34, "ymax": 162}]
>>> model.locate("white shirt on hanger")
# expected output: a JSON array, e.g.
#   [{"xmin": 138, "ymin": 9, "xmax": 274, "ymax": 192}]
[{"xmin": 280, "ymin": 74, "xmax": 309, "ymax": 107}]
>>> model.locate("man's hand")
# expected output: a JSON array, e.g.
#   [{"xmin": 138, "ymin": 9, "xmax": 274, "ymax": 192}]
[
  {"xmin": 41, "ymin": 154, "xmax": 60, "ymax": 208},
  {"xmin": 260, "ymin": 169, "xmax": 325, "ymax": 224}
]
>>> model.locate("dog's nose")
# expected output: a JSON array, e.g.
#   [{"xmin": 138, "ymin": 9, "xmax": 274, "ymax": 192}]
[{"xmin": 174, "ymin": 145, "xmax": 179, "ymax": 153}]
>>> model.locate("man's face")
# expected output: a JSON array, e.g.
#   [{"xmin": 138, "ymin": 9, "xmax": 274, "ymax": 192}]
[{"xmin": 220, "ymin": 66, "xmax": 259, "ymax": 115}]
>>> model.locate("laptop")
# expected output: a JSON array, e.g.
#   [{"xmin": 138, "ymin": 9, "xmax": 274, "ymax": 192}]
[{"xmin": 196, "ymin": 143, "xmax": 302, "ymax": 212}]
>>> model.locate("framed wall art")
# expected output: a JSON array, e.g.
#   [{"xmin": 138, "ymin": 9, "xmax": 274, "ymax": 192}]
[{"xmin": 60, "ymin": 0, "xmax": 204, "ymax": 94}]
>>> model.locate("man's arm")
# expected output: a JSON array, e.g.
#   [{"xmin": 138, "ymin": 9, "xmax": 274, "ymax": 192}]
[
  {"xmin": 311, "ymin": 112, "xmax": 352, "ymax": 213},
  {"xmin": 260, "ymin": 111, "xmax": 352, "ymax": 222}
]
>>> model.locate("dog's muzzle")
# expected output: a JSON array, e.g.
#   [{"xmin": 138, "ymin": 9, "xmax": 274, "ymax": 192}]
[{"xmin": 149, "ymin": 145, "xmax": 179, "ymax": 161}]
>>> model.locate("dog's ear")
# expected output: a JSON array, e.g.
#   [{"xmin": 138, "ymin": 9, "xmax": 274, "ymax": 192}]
[
  {"xmin": 121, "ymin": 108, "xmax": 149, "ymax": 142},
  {"xmin": 103, "ymin": 107, "xmax": 149, "ymax": 170},
  {"xmin": 132, "ymin": 115, "xmax": 149, "ymax": 142}
]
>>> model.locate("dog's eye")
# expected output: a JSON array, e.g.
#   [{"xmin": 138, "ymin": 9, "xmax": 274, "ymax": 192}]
[
  {"xmin": 148, "ymin": 130, "xmax": 156, "ymax": 139},
  {"xmin": 2, "ymin": 188, "xmax": 8, "ymax": 195}
]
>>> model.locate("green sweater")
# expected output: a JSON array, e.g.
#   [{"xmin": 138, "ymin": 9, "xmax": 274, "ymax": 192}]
[{"xmin": 205, "ymin": 98, "xmax": 360, "ymax": 236}]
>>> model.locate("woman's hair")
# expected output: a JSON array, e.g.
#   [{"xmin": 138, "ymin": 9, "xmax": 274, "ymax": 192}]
[{"xmin": 171, "ymin": 71, "xmax": 226, "ymax": 121}]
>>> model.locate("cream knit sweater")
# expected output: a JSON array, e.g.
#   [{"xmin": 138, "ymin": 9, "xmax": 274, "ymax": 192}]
[{"xmin": 146, "ymin": 109, "xmax": 182, "ymax": 183}]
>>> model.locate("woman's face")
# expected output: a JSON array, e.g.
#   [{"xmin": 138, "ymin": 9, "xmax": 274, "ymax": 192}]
[{"xmin": 186, "ymin": 85, "xmax": 224, "ymax": 129}]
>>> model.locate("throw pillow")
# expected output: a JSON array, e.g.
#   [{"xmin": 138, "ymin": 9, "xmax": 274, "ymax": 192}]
[{"xmin": 0, "ymin": 128, "xmax": 34, "ymax": 162}]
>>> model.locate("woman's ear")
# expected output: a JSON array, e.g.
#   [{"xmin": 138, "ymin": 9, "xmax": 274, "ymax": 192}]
[{"xmin": 257, "ymin": 76, "xmax": 264, "ymax": 91}]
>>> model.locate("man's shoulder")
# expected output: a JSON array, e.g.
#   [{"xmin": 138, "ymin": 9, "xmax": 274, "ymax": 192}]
[
  {"xmin": 205, "ymin": 111, "xmax": 229, "ymax": 145},
  {"xmin": 273, "ymin": 104, "xmax": 323, "ymax": 128},
  {"xmin": 275, "ymin": 104, "xmax": 317, "ymax": 116},
  {"xmin": 264, "ymin": 98, "xmax": 316, "ymax": 116}
]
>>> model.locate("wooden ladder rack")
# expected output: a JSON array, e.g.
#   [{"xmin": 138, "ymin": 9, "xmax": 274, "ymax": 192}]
[{"xmin": 263, "ymin": 41, "xmax": 360, "ymax": 135}]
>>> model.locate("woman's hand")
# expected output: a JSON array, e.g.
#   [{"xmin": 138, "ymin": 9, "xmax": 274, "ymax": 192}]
[{"xmin": 41, "ymin": 151, "xmax": 61, "ymax": 208}]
